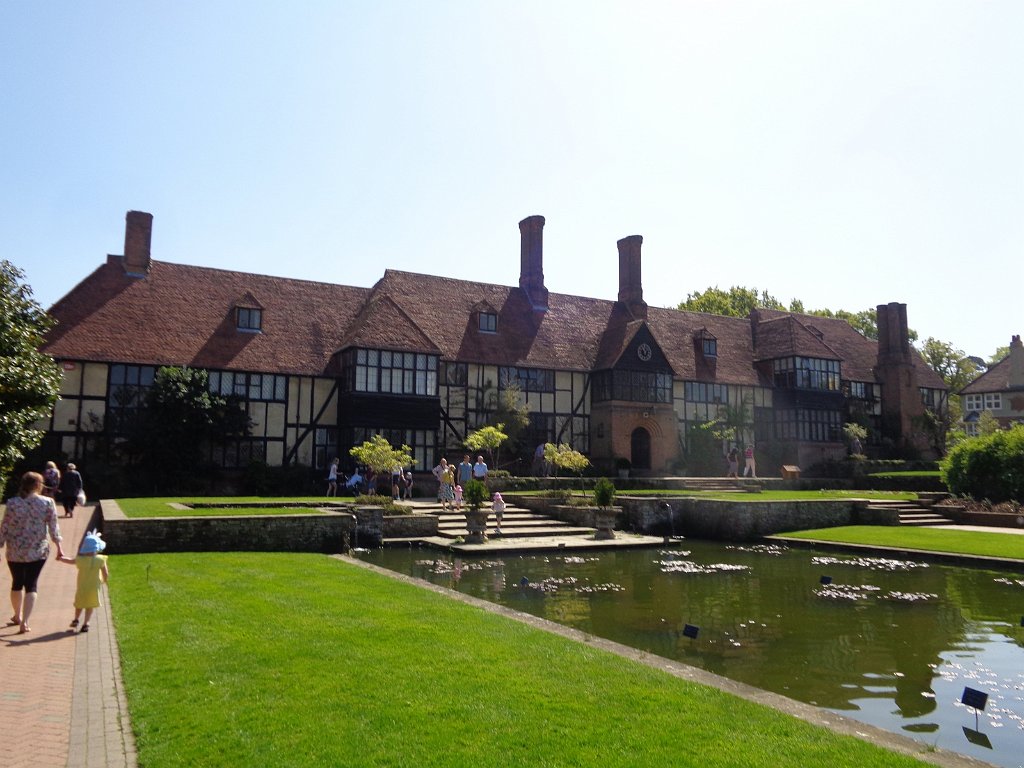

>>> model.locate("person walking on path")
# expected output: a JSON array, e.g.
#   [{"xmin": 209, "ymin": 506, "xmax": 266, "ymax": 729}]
[
  {"xmin": 743, "ymin": 445, "xmax": 757, "ymax": 478},
  {"xmin": 1, "ymin": 471, "xmax": 65, "ymax": 634},
  {"xmin": 59, "ymin": 462, "xmax": 84, "ymax": 517},
  {"xmin": 42, "ymin": 460, "xmax": 60, "ymax": 499},
  {"xmin": 58, "ymin": 529, "xmax": 109, "ymax": 633},
  {"xmin": 403, "ymin": 470, "xmax": 414, "ymax": 500}
]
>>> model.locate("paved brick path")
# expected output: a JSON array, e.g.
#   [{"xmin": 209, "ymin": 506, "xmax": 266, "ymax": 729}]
[{"xmin": 0, "ymin": 506, "xmax": 135, "ymax": 768}]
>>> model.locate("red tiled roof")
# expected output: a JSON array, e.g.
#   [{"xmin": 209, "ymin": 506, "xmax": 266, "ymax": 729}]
[
  {"xmin": 44, "ymin": 257, "xmax": 369, "ymax": 376},
  {"xmin": 43, "ymin": 256, "xmax": 946, "ymax": 394},
  {"xmin": 960, "ymin": 356, "xmax": 1019, "ymax": 395}
]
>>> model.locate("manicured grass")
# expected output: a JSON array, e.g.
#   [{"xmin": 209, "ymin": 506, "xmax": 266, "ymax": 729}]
[
  {"xmin": 777, "ymin": 525, "xmax": 1024, "ymax": 560},
  {"xmin": 117, "ymin": 497, "xmax": 347, "ymax": 518},
  {"xmin": 110, "ymin": 553, "xmax": 930, "ymax": 768}
]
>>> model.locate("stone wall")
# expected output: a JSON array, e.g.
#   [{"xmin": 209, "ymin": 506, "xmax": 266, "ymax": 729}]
[{"xmin": 98, "ymin": 500, "xmax": 358, "ymax": 554}]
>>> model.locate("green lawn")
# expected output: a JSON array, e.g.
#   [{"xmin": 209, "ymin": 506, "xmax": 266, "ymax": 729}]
[
  {"xmin": 110, "ymin": 553, "xmax": 931, "ymax": 768},
  {"xmin": 116, "ymin": 497, "xmax": 348, "ymax": 517},
  {"xmin": 776, "ymin": 525, "xmax": 1024, "ymax": 560}
]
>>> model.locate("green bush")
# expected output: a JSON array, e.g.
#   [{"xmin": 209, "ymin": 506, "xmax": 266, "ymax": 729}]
[
  {"xmin": 941, "ymin": 424, "xmax": 1024, "ymax": 503},
  {"xmin": 462, "ymin": 479, "xmax": 488, "ymax": 510},
  {"xmin": 593, "ymin": 477, "xmax": 615, "ymax": 508}
]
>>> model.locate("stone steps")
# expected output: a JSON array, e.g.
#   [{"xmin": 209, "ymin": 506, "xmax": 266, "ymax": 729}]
[
  {"xmin": 864, "ymin": 499, "xmax": 956, "ymax": 527},
  {"xmin": 434, "ymin": 508, "xmax": 595, "ymax": 539}
]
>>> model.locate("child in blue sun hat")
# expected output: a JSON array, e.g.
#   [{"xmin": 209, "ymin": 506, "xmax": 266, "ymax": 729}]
[{"xmin": 59, "ymin": 529, "xmax": 109, "ymax": 633}]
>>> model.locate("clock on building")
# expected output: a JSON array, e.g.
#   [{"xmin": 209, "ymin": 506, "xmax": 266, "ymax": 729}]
[{"xmin": 637, "ymin": 343, "xmax": 652, "ymax": 362}]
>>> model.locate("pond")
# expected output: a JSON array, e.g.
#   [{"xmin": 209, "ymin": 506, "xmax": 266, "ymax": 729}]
[{"xmin": 357, "ymin": 541, "xmax": 1024, "ymax": 767}]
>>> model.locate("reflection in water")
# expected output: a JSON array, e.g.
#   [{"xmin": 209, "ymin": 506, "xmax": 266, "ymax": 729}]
[{"xmin": 361, "ymin": 542, "xmax": 1024, "ymax": 767}]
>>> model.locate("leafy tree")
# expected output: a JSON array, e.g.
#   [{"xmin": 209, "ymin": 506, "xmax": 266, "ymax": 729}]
[
  {"xmin": 0, "ymin": 261, "xmax": 62, "ymax": 489},
  {"xmin": 918, "ymin": 338, "xmax": 979, "ymax": 393},
  {"xmin": 843, "ymin": 422, "xmax": 868, "ymax": 456},
  {"xmin": 465, "ymin": 424, "xmax": 508, "ymax": 468},
  {"xmin": 133, "ymin": 366, "xmax": 251, "ymax": 492},
  {"xmin": 987, "ymin": 345, "xmax": 1010, "ymax": 366},
  {"xmin": 678, "ymin": 286, "xmax": 786, "ymax": 317},
  {"xmin": 544, "ymin": 442, "xmax": 590, "ymax": 492},
  {"xmin": 489, "ymin": 381, "xmax": 530, "ymax": 461},
  {"xmin": 349, "ymin": 434, "xmax": 415, "ymax": 490},
  {"xmin": 677, "ymin": 285, "xmax": 897, "ymax": 341}
]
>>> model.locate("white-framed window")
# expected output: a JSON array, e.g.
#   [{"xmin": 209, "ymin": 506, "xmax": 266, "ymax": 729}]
[
  {"xmin": 984, "ymin": 393, "xmax": 1002, "ymax": 410},
  {"xmin": 963, "ymin": 394, "xmax": 982, "ymax": 412},
  {"xmin": 479, "ymin": 312, "xmax": 497, "ymax": 333},
  {"xmin": 236, "ymin": 307, "xmax": 262, "ymax": 332}
]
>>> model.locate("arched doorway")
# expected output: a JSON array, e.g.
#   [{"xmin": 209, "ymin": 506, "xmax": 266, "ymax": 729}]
[{"xmin": 630, "ymin": 427, "xmax": 651, "ymax": 470}]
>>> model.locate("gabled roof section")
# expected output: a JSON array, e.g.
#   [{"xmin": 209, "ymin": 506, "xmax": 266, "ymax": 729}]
[
  {"xmin": 336, "ymin": 295, "xmax": 440, "ymax": 354},
  {"xmin": 646, "ymin": 307, "xmax": 764, "ymax": 386},
  {"xmin": 234, "ymin": 291, "xmax": 263, "ymax": 309},
  {"xmin": 960, "ymin": 356, "xmax": 1020, "ymax": 395},
  {"xmin": 43, "ymin": 259, "xmax": 370, "ymax": 376},
  {"xmin": 752, "ymin": 314, "xmax": 842, "ymax": 362}
]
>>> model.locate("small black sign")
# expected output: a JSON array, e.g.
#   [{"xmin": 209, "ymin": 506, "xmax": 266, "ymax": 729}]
[
  {"xmin": 962, "ymin": 687, "xmax": 988, "ymax": 711},
  {"xmin": 819, "ymin": 575, "xmax": 832, "ymax": 585},
  {"xmin": 682, "ymin": 624, "xmax": 699, "ymax": 639}
]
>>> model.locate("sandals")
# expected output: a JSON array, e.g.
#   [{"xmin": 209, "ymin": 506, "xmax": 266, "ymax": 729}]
[
  {"xmin": 70, "ymin": 619, "xmax": 79, "ymax": 627},
  {"xmin": 79, "ymin": 624, "xmax": 89, "ymax": 633}
]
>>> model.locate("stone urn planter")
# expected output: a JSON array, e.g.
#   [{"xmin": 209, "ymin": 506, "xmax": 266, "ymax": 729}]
[
  {"xmin": 464, "ymin": 508, "xmax": 490, "ymax": 544},
  {"xmin": 593, "ymin": 507, "xmax": 618, "ymax": 540}
]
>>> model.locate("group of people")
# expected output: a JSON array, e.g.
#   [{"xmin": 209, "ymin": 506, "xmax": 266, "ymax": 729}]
[
  {"xmin": 41, "ymin": 459, "xmax": 85, "ymax": 517},
  {"xmin": 431, "ymin": 454, "xmax": 489, "ymax": 511},
  {"xmin": 725, "ymin": 445, "xmax": 757, "ymax": 478},
  {"xmin": 326, "ymin": 459, "xmax": 414, "ymax": 500},
  {"xmin": 1, "ymin": 467, "xmax": 108, "ymax": 636}
]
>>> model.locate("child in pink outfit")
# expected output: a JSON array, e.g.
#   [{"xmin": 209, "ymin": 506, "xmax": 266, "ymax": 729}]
[
  {"xmin": 492, "ymin": 492, "xmax": 506, "ymax": 534},
  {"xmin": 453, "ymin": 485, "xmax": 464, "ymax": 511}
]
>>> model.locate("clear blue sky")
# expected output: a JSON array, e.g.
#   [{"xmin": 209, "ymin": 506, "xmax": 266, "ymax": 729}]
[{"xmin": 2, "ymin": 1, "xmax": 1020, "ymax": 360}]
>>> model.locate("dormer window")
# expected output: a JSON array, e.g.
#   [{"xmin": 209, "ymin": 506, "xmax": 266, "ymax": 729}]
[
  {"xmin": 237, "ymin": 307, "xmax": 262, "ymax": 332},
  {"xmin": 479, "ymin": 312, "xmax": 497, "ymax": 334},
  {"xmin": 694, "ymin": 328, "xmax": 717, "ymax": 358}
]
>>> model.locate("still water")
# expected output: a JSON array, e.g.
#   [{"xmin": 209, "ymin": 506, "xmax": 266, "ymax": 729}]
[{"xmin": 358, "ymin": 541, "xmax": 1024, "ymax": 767}]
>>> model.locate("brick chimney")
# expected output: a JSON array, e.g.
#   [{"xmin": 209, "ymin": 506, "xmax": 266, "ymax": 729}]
[
  {"xmin": 874, "ymin": 302, "xmax": 926, "ymax": 451},
  {"xmin": 123, "ymin": 210, "xmax": 153, "ymax": 276},
  {"xmin": 1007, "ymin": 334, "xmax": 1023, "ymax": 387},
  {"xmin": 519, "ymin": 215, "xmax": 548, "ymax": 310},
  {"xmin": 617, "ymin": 235, "xmax": 647, "ymax": 320}
]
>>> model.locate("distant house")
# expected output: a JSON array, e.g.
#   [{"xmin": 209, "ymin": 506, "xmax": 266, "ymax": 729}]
[
  {"xmin": 39, "ymin": 211, "xmax": 947, "ymax": 475},
  {"xmin": 958, "ymin": 335, "xmax": 1024, "ymax": 435}
]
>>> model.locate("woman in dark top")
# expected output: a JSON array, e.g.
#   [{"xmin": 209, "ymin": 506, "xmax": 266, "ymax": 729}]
[{"xmin": 58, "ymin": 463, "xmax": 84, "ymax": 518}]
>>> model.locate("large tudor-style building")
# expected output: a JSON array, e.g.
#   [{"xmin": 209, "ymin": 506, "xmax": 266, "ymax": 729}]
[{"xmin": 39, "ymin": 211, "xmax": 947, "ymax": 476}]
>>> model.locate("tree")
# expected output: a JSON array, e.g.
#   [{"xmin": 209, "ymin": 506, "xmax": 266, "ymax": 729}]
[
  {"xmin": 677, "ymin": 285, "xmax": 900, "ymax": 341},
  {"xmin": 544, "ymin": 442, "xmax": 590, "ymax": 492},
  {"xmin": 133, "ymin": 366, "xmax": 251, "ymax": 492},
  {"xmin": 465, "ymin": 424, "xmax": 508, "ymax": 468},
  {"xmin": 349, "ymin": 434, "xmax": 415, "ymax": 491},
  {"xmin": 987, "ymin": 346, "xmax": 1010, "ymax": 367},
  {"xmin": 918, "ymin": 338, "xmax": 979, "ymax": 394},
  {"xmin": 678, "ymin": 286, "xmax": 786, "ymax": 317},
  {"xmin": 0, "ymin": 261, "xmax": 63, "ymax": 489},
  {"xmin": 489, "ymin": 381, "xmax": 530, "ymax": 461}
]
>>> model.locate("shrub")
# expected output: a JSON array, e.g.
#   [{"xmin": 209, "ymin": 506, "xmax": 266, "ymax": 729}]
[
  {"xmin": 463, "ymin": 479, "xmax": 488, "ymax": 511},
  {"xmin": 593, "ymin": 477, "xmax": 615, "ymax": 508},
  {"xmin": 941, "ymin": 424, "xmax": 1024, "ymax": 503}
]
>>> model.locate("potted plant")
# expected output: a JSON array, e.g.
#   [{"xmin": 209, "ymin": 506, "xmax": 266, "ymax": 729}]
[
  {"xmin": 462, "ymin": 479, "xmax": 489, "ymax": 544},
  {"xmin": 614, "ymin": 457, "xmax": 631, "ymax": 479},
  {"xmin": 592, "ymin": 477, "xmax": 617, "ymax": 540}
]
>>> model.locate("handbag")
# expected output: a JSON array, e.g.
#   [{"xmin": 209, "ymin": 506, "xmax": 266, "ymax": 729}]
[{"xmin": 77, "ymin": 489, "xmax": 87, "ymax": 506}]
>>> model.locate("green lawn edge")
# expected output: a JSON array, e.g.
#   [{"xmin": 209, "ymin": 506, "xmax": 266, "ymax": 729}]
[
  {"xmin": 776, "ymin": 526, "xmax": 1024, "ymax": 560},
  {"xmin": 110, "ymin": 552, "xmax": 932, "ymax": 768}
]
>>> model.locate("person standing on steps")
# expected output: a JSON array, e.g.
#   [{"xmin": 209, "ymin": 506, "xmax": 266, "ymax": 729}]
[
  {"xmin": 472, "ymin": 455, "xmax": 488, "ymax": 487},
  {"xmin": 457, "ymin": 454, "xmax": 473, "ymax": 488}
]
